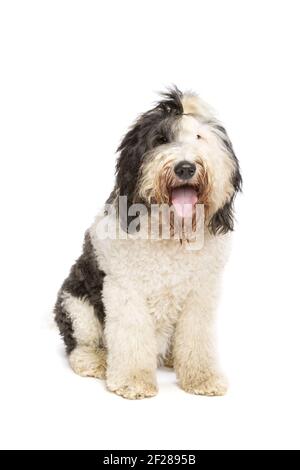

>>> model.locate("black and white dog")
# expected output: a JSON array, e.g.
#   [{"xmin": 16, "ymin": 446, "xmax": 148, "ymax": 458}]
[{"xmin": 55, "ymin": 87, "xmax": 241, "ymax": 399}]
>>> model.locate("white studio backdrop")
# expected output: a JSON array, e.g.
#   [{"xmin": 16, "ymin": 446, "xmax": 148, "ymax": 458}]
[{"xmin": 0, "ymin": 0, "xmax": 300, "ymax": 450}]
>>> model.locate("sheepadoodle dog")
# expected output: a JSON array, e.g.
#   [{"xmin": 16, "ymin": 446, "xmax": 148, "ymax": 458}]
[{"xmin": 54, "ymin": 87, "xmax": 241, "ymax": 399}]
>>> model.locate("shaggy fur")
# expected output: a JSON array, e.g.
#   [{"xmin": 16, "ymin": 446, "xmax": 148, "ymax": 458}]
[
  {"xmin": 54, "ymin": 87, "xmax": 241, "ymax": 399},
  {"xmin": 55, "ymin": 233, "xmax": 106, "ymax": 354}
]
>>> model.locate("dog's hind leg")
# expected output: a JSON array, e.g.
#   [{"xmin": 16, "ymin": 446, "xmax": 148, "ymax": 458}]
[
  {"xmin": 56, "ymin": 292, "xmax": 106, "ymax": 379},
  {"xmin": 54, "ymin": 232, "xmax": 107, "ymax": 379},
  {"xmin": 55, "ymin": 291, "xmax": 106, "ymax": 379},
  {"xmin": 69, "ymin": 345, "xmax": 106, "ymax": 379}
]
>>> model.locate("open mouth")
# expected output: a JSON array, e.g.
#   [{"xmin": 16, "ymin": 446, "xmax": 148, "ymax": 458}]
[{"xmin": 170, "ymin": 185, "xmax": 198, "ymax": 218}]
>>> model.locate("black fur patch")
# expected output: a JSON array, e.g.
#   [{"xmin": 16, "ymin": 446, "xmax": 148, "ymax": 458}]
[
  {"xmin": 54, "ymin": 232, "xmax": 106, "ymax": 354},
  {"xmin": 209, "ymin": 199, "xmax": 235, "ymax": 235},
  {"xmin": 115, "ymin": 87, "xmax": 183, "ymax": 230},
  {"xmin": 54, "ymin": 297, "xmax": 76, "ymax": 355},
  {"xmin": 209, "ymin": 123, "xmax": 242, "ymax": 235}
]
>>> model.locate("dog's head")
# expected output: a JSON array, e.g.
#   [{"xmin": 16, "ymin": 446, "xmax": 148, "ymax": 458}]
[{"xmin": 114, "ymin": 87, "xmax": 242, "ymax": 235}]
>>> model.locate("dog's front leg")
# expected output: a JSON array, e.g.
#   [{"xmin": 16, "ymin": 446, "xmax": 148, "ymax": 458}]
[
  {"xmin": 103, "ymin": 277, "xmax": 158, "ymax": 399},
  {"xmin": 174, "ymin": 287, "xmax": 227, "ymax": 396}
]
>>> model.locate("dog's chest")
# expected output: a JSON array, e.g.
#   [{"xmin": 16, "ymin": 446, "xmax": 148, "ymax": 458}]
[
  {"xmin": 93, "ymin": 229, "xmax": 231, "ymax": 357},
  {"xmin": 104, "ymin": 238, "xmax": 202, "ymax": 292},
  {"xmin": 127, "ymin": 242, "xmax": 195, "ymax": 343},
  {"xmin": 94, "ymin": 227, "xmax": 230, "ymax": 298}
]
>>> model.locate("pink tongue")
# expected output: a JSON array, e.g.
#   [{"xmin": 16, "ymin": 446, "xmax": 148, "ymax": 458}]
[{"xmin": 171, "ymin": 187, "xmax": 198, "ymax": 217}]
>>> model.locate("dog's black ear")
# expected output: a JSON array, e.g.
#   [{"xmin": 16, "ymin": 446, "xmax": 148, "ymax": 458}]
[
  {"xmin": 209, "ymin": 164, "xmax": 242, "ymax": 234},
  {"xmin": 209, "ymin": 124, "xmax": 242, "ymax": 235},
  {"xmin": 115, "ymin": 130, "xmax": 145, "ymax": 232},
  {"xmin": 209, "ymin": 198, "xmax": 235, "ymax": 234}
]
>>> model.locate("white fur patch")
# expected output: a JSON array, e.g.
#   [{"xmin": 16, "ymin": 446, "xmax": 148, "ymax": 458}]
[
  {"xmin": 61, "ymin": 292, "xmax": 103, "ymax": 347},
  {"xmin": 177, "ymin": 114, "xmax": 236, "ymax": 213},
  {"xmin": 181, "ymin": 91, "xmax": 214, "ymax": 118}
]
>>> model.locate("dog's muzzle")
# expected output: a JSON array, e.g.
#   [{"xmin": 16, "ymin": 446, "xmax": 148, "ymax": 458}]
[{"xmin": 170, "ymin": 161, "xmax": 198, "ymax": 217}]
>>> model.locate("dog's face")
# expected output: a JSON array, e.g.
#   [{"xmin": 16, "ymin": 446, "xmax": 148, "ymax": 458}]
[{"xmin": 115, "ymin": 87, "xmax": 241, "ymax": 234}]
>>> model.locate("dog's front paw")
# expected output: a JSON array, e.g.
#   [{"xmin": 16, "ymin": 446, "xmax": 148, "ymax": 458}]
[
  {"xmin": 180, "ymin": 373, "xmax": 228, "ymax": 397},
  {"xmin": 107, "ymin": 370, "xmax": 158, "ymax": 400}
]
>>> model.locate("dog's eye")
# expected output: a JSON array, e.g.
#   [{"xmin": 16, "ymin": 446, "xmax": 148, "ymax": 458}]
[
  {"xmin": 157, "ymin": 136, "xmax": 168, "ymax": 145},
  {"xmin": 196, "ymin": 134, "xmax": 202, "ymax": 140}
]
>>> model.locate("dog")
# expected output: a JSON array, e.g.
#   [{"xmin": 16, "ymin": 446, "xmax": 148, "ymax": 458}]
[{"xmin": 54, "ymin": 87, "xmax": 241, "ymax": 399}]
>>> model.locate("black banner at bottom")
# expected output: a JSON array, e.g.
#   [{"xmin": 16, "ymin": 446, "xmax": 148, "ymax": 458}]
[{"xmin": 1, "ymin": 450, "xmax": 206, "ymax": 462}]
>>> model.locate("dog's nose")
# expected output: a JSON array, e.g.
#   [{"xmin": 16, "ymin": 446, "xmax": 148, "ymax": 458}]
[{"xmin": 174, "ymin": 161, "xmax": 196, "ymax": 180}]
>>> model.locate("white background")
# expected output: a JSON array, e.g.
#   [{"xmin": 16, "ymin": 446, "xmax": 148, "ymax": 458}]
[{"xmin": 0, "ymin": 0, "xmax": 299, "ymax": 450}]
